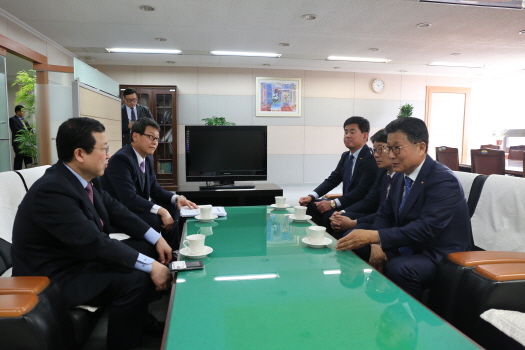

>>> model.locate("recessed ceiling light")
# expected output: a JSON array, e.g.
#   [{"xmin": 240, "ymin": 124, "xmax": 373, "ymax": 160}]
[
  {"xmin": 326, "ymin": 56, "xmax": 391, "ymax": 63},
  {"xmin": 451, "ymin": 53, "xmax": 461, "ymax": 56},
  {"xmin": 416, "ymin": 23, "xmax": 431, "ymax": 28},
  {"xmin": 400, "ymin": 70, "xmax": 407, "ymax": 73},
  {"xmin": 263, "ymin": 64, "xmax": 271, "ymax": 66},
  {"xmin": 166, "ymin": 61, "xmax": 176, "ymax": 64},
  {"xmin": 334, "ymin": 67, "xmax": 341, "ymax": 69},
  {"xmin": 210, "ymin": 51, "xmax": 281, "ymax": 58},
  {"xmin": 369, "ymin": 48, "xmax": 379, "ymax": 51},
  {"xmin": 155, "ymin": 38, "xmax": 167, "ymax": 42},
  {"xmin": 428, "ymin": 61, "xmax": 484, "ymax": 68},
  {"xmin": 302, "ymin": 14, "xmax": 317, "ymax": 20},
  {"xmin": 107, "ymin": 48, "xmax": 181, "ymax": 54},
  {"xmin": 139, "ymin": 5, "xmax": 155, "ymax": 11},
  {"xmin": 279, "ymin": 43, "xmax": 290, "ymax": 47}
]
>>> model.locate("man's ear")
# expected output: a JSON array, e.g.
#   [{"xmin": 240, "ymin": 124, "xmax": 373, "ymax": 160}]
[
  {"xmin": 131, "ymin": 132, "xmax": 138, "ymax": 143},
  {"xmin": 73, "ymin": 148, "xmax": 85, "ymax": 163}
]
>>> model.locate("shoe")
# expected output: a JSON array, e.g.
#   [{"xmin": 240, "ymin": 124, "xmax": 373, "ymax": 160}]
[{"xmin": 144, "ymin": 313, "xmax": 165, "ymax": 338}]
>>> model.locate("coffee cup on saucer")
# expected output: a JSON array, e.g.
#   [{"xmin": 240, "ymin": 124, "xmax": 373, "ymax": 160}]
[
  {"xmin": 183, "ymin": 234, "xmax": 206, "ymax": 255},
  {"xmin": 199, "ymin": 205, "xmax": 213, "ymax": 220},
  {"xmin": 308, "ymin": 226, "xmax": 326, "ymax": 245},
  {"xmin": 294, "ymin": 206, "xmax": 307, "ymax": 220},
  {"xmin": 275, "ymin": 196, "xmax": 286, "ymax": 207}
]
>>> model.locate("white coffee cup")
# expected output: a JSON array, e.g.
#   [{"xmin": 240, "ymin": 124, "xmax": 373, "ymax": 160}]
[
  {"xmin": 308, "ymin": 226, "xmax": 326, "ymax": 245},
  {"xmin": 275, "ymin": 196, "xmax": 286, "ymax": 207},
  {"xmin": 183, "ymin": 234, "xmax": 206, "ymax": 255},
  {"xmin": 294, "ymin": 206, "xmax": 307, "ymax": 220},
  {"xmin": 199, "ymin": 205, "xmax": 213, "ymax": 219}
]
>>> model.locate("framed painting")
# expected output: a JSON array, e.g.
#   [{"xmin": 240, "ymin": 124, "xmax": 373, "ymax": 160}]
[{"xmin": 255, "ymin": 77, "xmax": 301, "ymax": 117}]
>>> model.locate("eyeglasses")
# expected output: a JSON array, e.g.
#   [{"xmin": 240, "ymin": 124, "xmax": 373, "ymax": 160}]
[
  {"xmin": 92, "ymin": 145, "xmax": 110, "ymax": 154},
  {"xmin": 372, "ymin": 145, "xmax": 388, "ymax": 155},
  {"xmin": 125, "ymin": 98, "xmax": 139, "ymax": 103},
  {"xmin": 386, "ymin": 143, "xmax": 420, "ymax": 155},
  {"xmin": 139, "ymin": 133, "xmax": 160, "ymax": 142}
]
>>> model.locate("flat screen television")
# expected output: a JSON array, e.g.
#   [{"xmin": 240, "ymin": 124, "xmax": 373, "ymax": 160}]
[{"xmin": 185, "ymin": 125, "xmax": 267, "ymax": 189}]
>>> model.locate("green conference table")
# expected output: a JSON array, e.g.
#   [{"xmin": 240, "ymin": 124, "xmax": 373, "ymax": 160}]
[{"xmin": 162, "ymin": 206, "xmax": 481, "ymax": 350}]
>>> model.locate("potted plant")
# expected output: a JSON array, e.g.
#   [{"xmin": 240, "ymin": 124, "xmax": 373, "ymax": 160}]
[
  {"xmin": 397, "ymin": 103, "xmax": 413, "ymax": 118},
  {"xmin": 202, "ymin": 116, "xmax": 236, "ymax": 126},
  {"xmin": 492, "ymin": 129, "xmax": 508, "ymax": 147},
  {"xmin": 11, "ymin": 69, "xmax": 37, "ymax": 163}
]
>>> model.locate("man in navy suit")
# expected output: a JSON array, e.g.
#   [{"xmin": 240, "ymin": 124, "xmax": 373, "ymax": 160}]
[
  {"xmin": 336, "ymin": 117, "xmax": 472, "ymax": 300},
  {"xmin": 329, "ymin": 128, "xmax": 397, "ymax": 249},
  {"xmin": 299, "ymin": 116, "xmax": 378, "ymax": 238},
  {"xmin": 121, "ymin": 88, "xmax": 153, "ymax": 147},
  {"xmin": 102, "ymin": 117, "xmax": 197, "ymax": 248},
  {"xmin": 8, "ymin": 105, "xmax": 32, "ymax": 170},
  {"xmin": 12, "ymin": 117, "xmax": 173, "ymax": 350}
]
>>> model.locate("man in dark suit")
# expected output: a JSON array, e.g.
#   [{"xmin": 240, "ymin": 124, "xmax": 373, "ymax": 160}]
[
  {"xmin": 11, "ymin": 117, "xmax": 172, "ymax": 350},
  {"xmin": 329, "ymin": 128, "xmax": 397, "ymax": 265},
  {"xmin": 102, "ymin": 117, "xmax": 197, "ymax": 248},
  {"xmin": 336, "ymin": 117, "xmax": 472, "ymax": 300},
  {"xmin": 121, "ymin": 88, "xmax": 153, "ymax": 147},
  {"xmin": 8, "ymin": 104, "xmax": 32, "ymax": 170},
  {"xmin": 299, "ymin": 116, "xmax": 378, "ymax": 237}
]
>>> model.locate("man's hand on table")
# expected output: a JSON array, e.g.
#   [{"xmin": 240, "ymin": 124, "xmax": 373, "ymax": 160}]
[
  {"xmin": 335, "ymin": 229, "xmax": 380, "ymax": 251},
  {"xmin": 150, "ymin": 261, "xmax": 172, "ymax": 291},
  {"xmin": 155, "ymin": 236, "xmax": 172, "ymax": 264}
]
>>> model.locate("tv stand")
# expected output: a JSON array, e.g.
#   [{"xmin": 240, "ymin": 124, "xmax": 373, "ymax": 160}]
[
  {"xmin": 199, "ymin": 184, "xmax": 255, "ymax": 190},
  {"xmin": 177, "ymin": 183, "xmax": 283, "ymax": 206}
]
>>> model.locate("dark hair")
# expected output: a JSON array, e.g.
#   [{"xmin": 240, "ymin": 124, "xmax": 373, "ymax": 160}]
[
  {"xmin": 385, "ymin": 117, "xmax": 429, "ymax": 152},
  {"xmin": 371, "ymin": 129, "xmax": 387, "ymax": 144},
  {"xmin": 56, "ymin": 117, "xmax": 105, "ymax": 162},
  {"xmin": 344, "ymin": 116, "xmax": 370, "ymax": 134},
  {"xmin": 131, "ymin": 117, "xmax": 160, "ymax": 137},
  {"xmin": 15, "ymin": 105, "xmax": 24, "ymax": 113},
  {"xmin": 122, "ymin": 88, "xmax": 137, "ymax": 97}
]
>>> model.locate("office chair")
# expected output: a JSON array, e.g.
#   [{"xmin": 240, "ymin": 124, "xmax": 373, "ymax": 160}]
[
  {"xmin": 435, "ymin": 146, "xmax": 459, "ymax": 171},
  {"xmin": 470, "ymin": 149, "xmax": 505, "ymax": 175}
]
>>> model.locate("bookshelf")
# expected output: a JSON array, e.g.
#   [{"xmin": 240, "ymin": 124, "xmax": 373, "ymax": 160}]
[{"xmin": 120, "ymin": 85, "xmax": 178, "ymax": 190}]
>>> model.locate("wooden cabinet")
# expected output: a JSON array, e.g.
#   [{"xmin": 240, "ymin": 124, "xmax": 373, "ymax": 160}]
[{"xmin": 120, "ymin": 85, "xmax": 178, "ymax": 190}]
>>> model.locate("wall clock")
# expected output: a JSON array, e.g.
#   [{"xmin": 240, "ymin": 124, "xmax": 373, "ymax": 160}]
[{"xmin": 372, "ymin": 79, "xmax": 385, "ymax": 93}]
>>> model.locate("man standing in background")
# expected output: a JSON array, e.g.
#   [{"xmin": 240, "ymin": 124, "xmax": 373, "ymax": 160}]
[
  {"xmin": 121, "ymin": 88, "xmax": 153, "ymax": 146},
  {"xmin": 9, "ymin": 105, "xmax": 33, "ymax": 170}
]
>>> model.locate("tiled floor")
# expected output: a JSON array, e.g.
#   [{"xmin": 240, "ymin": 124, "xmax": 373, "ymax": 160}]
[{"xmin": 81, "ymin": 182, "xmax": 340, "ymax": 350}]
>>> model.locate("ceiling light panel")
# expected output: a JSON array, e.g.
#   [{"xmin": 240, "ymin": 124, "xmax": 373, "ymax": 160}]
[
  {"xmin": 107, "ymin": 48, "xmax": 181, "ymax": 54},
  {"xmin": 326, "ymin": 56, "xmax": 392, "ymax": 63},
  {"xmin": 419, "ymin": 0, "xmax": 524, "ymax": 9},
  {"xmin": 210, "ymin": 51, "xmax": 281, "ymax": 58},
  {"xmin": 428, "ymin": 61, "xmax": 485, "ymax": 68}
]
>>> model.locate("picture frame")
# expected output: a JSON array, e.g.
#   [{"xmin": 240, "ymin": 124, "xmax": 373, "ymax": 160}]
[{"xmin": 255, "ymin": 77, "xmax": 301, "ymax": 117}]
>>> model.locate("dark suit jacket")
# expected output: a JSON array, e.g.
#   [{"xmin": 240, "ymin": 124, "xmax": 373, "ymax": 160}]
[
  {"xmin": 121, "ymin": 104, "xmax": 153, "ymax": 146},
  {"xmin": 373, "ymin": 155, "xmax": 472, "ymax": 264},
  {"xmin": 8, "ymin": 116, "xmax": 30, "ymax": 148},
  {"xmin": 314, "ymin": 144, "xmax": 378, "ymax": 208},
  {"xmin": 11, "ymin": 162, "xmax": 151, "ymax": 307},
  {"xmin": 100, "ymin": 144, "xmax": 173, "ymax": 214}
]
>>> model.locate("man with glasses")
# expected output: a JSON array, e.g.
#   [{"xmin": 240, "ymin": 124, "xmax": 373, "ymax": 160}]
[
  {"xmin": 121, "ymin": 88, "xmax": 153, "ymax": 146},
  {"xmin": 102, "ymin": 117, "xmax": 198, "ymax": 248},
  {"xmin": 299, "ymin": 116, "xmax": 378, "ymax": 235},
  {"xmin": 336, "ymin": 117, "xmax": 472, "ymax": 300},
  {"xmin": 12, "ymin": 117, "xmax": 173, "ymax": 350},
  {"xmin": 330, "ymin": 128, "xmax": 397, "ymax": 267}
]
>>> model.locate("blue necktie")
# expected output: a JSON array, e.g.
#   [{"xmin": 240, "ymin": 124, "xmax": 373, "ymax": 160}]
[
  {"xmin": 398, "ymin": 177, "xmax": 414, "ymax": 255},
  {"xmin": 130, "ymin": 108, "xmax": 137, "ymax": 121},
  {"xmin": 343, "ymin": 154, "xmax": 355, "ymax": 195},
  {"xmin": 398, "ymin": 177, "xmax": 413, "ymax": 213}
]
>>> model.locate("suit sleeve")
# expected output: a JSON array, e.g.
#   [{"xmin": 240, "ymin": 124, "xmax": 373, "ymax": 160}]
[
  {"xmin": 377, "ymin": 172, "xmax": 466, "ymax": 249},
  {"xmin": 140, "ymin": 105, "xmax": 154, "ymax": 119},
  {"xmin": 103, "ymin": 153, "xmax": 157, "ymax": 213},
  {"xmin": 338, "ymin": 153, "xmax": 378, "ymax": 208},
  {"xmin": 313, "ymin": 153, "xmax": 347, "ymax": 196}
]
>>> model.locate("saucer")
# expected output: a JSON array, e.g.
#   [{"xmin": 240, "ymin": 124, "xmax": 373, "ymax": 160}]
[
  {"xmin": 195, "ymin": 214, "xmax": 218, "ymax": 222},
  {"xmin": 302, "ymin": 236, "xmax": 332, "ymax": 248},
  {"xmin": 180, "ymin": 246, "xmax": 213, "ymax": 259},
  {"xmin": 270, "ymin": 204, "xmax": 290, "ymax": 210},
  {"xmin": 289, "ymin": 214, "xmax": 312, "ymax": 222}
]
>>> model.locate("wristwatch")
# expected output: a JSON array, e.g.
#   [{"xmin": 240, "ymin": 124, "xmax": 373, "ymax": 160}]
[
  {"xmin": 330, "ymin": 200, "xmax": 336, "ymax": 209},
  {"xmin": 308, "ymin": 194, "xmax": 315, "ymax": 201}
]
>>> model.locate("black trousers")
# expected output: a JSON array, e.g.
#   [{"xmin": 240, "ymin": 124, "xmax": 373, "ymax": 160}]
[
  {"xmin": 13, "ymin": 149, "xmax": 32, "ymax": 170},
  {"xmin": 85, "ymin": 239, "xmax": 160, "ymax": 350}
]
